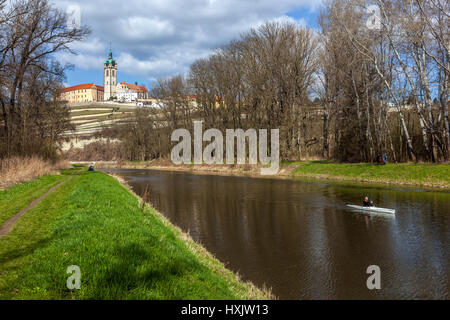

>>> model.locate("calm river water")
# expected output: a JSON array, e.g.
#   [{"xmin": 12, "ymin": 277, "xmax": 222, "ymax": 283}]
[{"xmin": 102, "ymin": 169, "xmax": 449, "ymax": 299}]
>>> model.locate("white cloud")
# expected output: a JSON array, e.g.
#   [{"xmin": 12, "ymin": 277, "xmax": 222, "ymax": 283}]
[
  {"xmin": 119, "ymin": 17, "xmax": 175, "ymax": 41},
  {"xmin": 55, "ymin": 51, "xmax": 104, "ymax": 70},
  {"xmin": 53, "ymin": 0, "xmax": 323, "ymax": 82}
]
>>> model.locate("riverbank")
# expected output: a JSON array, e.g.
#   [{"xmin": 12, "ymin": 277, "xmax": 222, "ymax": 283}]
[
  {"xmin": 90, "ymin": 160, "xmax": 450, "ymax": 190},
  {"xmin": 0, "ymin": 167, "xmax": 271, "ymax": 299},
  {"xmin": 291, "ymin": 161, "xmax": 449, "ymax": 189}
]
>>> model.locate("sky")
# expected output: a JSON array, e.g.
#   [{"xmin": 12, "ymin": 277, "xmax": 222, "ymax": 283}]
[{"xmin": 54, "ymin": 0, "xmax": 323, "ymax": 90}]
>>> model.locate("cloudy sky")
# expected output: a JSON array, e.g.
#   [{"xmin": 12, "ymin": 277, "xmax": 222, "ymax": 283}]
[{"xmin": 54, "ymin": 0, "xmax": 323, "ymax": 89}]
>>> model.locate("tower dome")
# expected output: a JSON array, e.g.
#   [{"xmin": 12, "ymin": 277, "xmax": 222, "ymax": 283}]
[
  {"xmin": 104, "ymin": 47, "xmax": 117, "ymax": 100},
  {"xmin": 105, "ymin": 48, "xmax": 116, "ymax": 66}
]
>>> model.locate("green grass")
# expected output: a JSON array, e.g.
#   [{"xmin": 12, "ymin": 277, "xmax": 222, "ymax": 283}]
[
  {"xmin": 290, "ymin": 161, "xmax": 450, "ymax": 189},
  {"xmin": 69, "ymin": 107, "xmax": 112, "ymax": 112},
  {"xmin": 72, "ymin": 113, "xmax": 133, "ymax": 125},
  {"xmin": 69, "ymin": 104, "xmax": 137, "ymax": 111},
  {"xmin": 71, "ymin": 111, "xmax": 133, "ymax": 119},
  {"xmin": 70, "ymin": 110, "xmax": 114, "ymax": 117},
  {"xmin": 0, "ymin": 170, "xmax": 270, "ymax": 299},
  {"xmin": 0, "ymin": 172, "xmax": 72, "ymax": 227}
]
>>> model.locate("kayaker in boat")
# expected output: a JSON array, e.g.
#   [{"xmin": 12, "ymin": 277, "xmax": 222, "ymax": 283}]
[{"xmin": 362, "ymin": 196, "xmax": 374, "ymax": 207}]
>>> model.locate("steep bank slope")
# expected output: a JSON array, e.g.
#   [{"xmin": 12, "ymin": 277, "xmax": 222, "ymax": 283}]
[{"xmin": 0, "ymin": 169, "xmax": 271, "ymax": 299}]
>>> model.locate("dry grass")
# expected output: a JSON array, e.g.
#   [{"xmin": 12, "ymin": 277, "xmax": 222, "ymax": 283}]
[
  {"xmin": 0, "ymin": 156, "xmax": 71, "ymax": 189},
  {"xmin": 64, "ymin": 140, "xmax": 123, "ymax": 161}
]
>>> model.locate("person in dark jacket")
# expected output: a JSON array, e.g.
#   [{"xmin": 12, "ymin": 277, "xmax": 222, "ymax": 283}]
[
  {"xmin": 382, "ymin": 153, "xmax": 387, "ymax": 165},
  {"xmin": 377, "ymin": 154, "xmax": 383, "ymax": 164},
  {"xmin": 363, "ymin": 196, "xmax": 374, "ymax": 207}
]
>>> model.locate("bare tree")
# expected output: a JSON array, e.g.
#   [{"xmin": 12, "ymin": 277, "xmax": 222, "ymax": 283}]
[
  {"xmin": 0, "ymin": 0, "xmax": 90, "ymax": 158},
  {"xmin": 189, "ymin": 21, "xmax": 319, "ymax": 160}
]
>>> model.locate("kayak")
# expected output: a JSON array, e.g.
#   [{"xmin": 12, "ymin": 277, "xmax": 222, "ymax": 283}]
[{"xmin": 346, "ymin": 204, "xmax": 396, "ymax": 214}]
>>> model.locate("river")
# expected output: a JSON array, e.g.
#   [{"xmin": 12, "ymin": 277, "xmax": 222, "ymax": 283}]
[{"xmin": 101, "ymin": 168, "xmax": 449, "ymax": 299}]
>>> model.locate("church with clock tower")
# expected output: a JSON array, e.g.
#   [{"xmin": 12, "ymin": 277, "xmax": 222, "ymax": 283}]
[
  {"xmin": 58, "ymin": 46, "xmax": 149, "ymax": 103},
  {"xmin": 104, "ymin": 48, "xmax": 117, "ymax": 100}
]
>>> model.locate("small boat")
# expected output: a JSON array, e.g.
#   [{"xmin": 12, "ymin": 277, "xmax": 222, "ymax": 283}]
[{"xmin": 346, "ymin": 204, "xmax": 396, "ymax": 215}]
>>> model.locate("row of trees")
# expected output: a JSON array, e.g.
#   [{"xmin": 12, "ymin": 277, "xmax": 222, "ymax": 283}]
[
  {"xmin": 123, "ymin": 0, "xmax": 447, "ymax": 163},
  {"xmin": 1, "ymin": 0, "xmax": 447, "ymax": 163},
  {"xmin": 120, "ymin": 0, "xmax": 446, "ymax": 163},
  {"xmin": 189, "ymin": 23, "xmax": 319, "ymax": 160},
  {"xmin": 0, "ymin": 0, "xmax": 89, "ymax": 159},
  {"xmin": 318, "ymin": 0, "xmax": 449, "ymax": 162},
  {"xmin": 122, "ymin": 22, "xmax": 321, "ymax": 161}
]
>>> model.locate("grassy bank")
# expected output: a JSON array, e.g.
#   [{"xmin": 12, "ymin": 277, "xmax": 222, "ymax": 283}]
[
  {"xmin": 0, "ymin": 169, "xmax": 270, "ymax": 299},
  {"xmin": 92, "ymin": 159, "xmax": 449, "ymax": 189},
  {"xmin": 290, "ymin": 161, "xmax": 450, "ymax": 189},
  {"xmin": 0, "ymin": 174, "xmax": 68, "ymax": 227}
]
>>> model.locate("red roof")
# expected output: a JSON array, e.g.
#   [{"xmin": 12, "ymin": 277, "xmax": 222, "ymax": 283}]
[
  {"xmin": 59, "ymin": 83, "xmax": 104, "ymax": 93},
  {"xmin": 119, "ymin": 82, "xmax": 148, "ymax": 93}
]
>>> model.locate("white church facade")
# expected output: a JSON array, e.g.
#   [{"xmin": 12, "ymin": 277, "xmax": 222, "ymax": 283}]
[{"xmin": 103, "ymin": 49, "xmax": 148, "ymax": 102}]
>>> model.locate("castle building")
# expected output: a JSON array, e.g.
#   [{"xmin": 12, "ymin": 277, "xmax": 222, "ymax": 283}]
[
  {"xmin": 104, "ymin": 49, "xmax": 117, "ymax": 101},
  {"xmin": 59, "ymin": 47, "xmax": 150, "ymax": 104},
  {"xmin": 58, "ymin": 83, "xmax": 104, "ymax": 103}
]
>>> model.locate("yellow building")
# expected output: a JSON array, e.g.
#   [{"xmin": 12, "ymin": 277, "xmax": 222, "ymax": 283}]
[{"xmin": 59, "ymin": 83, "xmax": 104, "ymax": 103}]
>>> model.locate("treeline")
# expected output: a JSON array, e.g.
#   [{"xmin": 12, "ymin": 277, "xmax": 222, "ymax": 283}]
[
  {"xmin": 1, "ymin": 0, "xmax": 447, "ymax": 164},
  {"xmin": 118, "ymin": 23, "xmax": 318, "ymax": 161},
  {"xmin": 118, "ymin": 23, "xmax": 321, "ymax": 161},
  {"xmin": 0, "ymin": 0, "xmax": 89, "ymax": 159},
  {"xmin": 118, "ymin": 0, "xmax": 448, "ymax": 163},
  {"xmin": 318, "ymin": 0, "xmax": 449, "ymax": 162}
]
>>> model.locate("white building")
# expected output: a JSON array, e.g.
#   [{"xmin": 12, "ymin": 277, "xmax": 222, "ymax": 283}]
[
  {"xmin": 102, "ymin": 47, "xmax": 149, "ymax": 103},
  {"xmin": 116, "ymin": 82, "xmax": 148, "ymax": 102}
]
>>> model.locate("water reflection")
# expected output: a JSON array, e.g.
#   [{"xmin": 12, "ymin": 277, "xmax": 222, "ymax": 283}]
[{"xmin": 102, "ymin": 169, "xmax": 449, "ymax": 299}]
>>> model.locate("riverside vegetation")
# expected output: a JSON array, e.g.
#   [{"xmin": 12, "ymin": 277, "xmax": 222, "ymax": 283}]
[
  {"xmin": 290, "ymin": 161, "xmax": 450, "ymax": 189},
  {"xmin": 0, "ymin": 167, "xmax": 271, "ymax": 299},
  {"xmin": 1, "ymin": 0, "xmax": 448, "ymax": 177},
  {"xmin": 95, "ymin": 159, "xmax": 450, "ymax": 190}
]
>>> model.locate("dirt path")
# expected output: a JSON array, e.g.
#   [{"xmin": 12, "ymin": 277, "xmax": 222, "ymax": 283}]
[{"xmin": 0, "ymin": 176, "xmax": 72, "ymax": 238}]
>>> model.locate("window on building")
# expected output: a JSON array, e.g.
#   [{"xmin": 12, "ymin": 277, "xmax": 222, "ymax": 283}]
[{"xmin": 106, "ymin": 70, "xmax": 109, "ymax": 77}]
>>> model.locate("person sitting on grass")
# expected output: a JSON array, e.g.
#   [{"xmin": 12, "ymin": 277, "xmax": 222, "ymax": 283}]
[
  {"xmin": 363, "ymin": 196, "xmax": 374, "ymax": 207},
  {"xmin": 377, "ymin": 154, "xmax": 383, "ymax": 164}
]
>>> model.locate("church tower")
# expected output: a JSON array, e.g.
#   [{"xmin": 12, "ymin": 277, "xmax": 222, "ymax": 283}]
[{"xmin": 104, "ymin": 48, "xmax": 117, "ymax": 100}]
